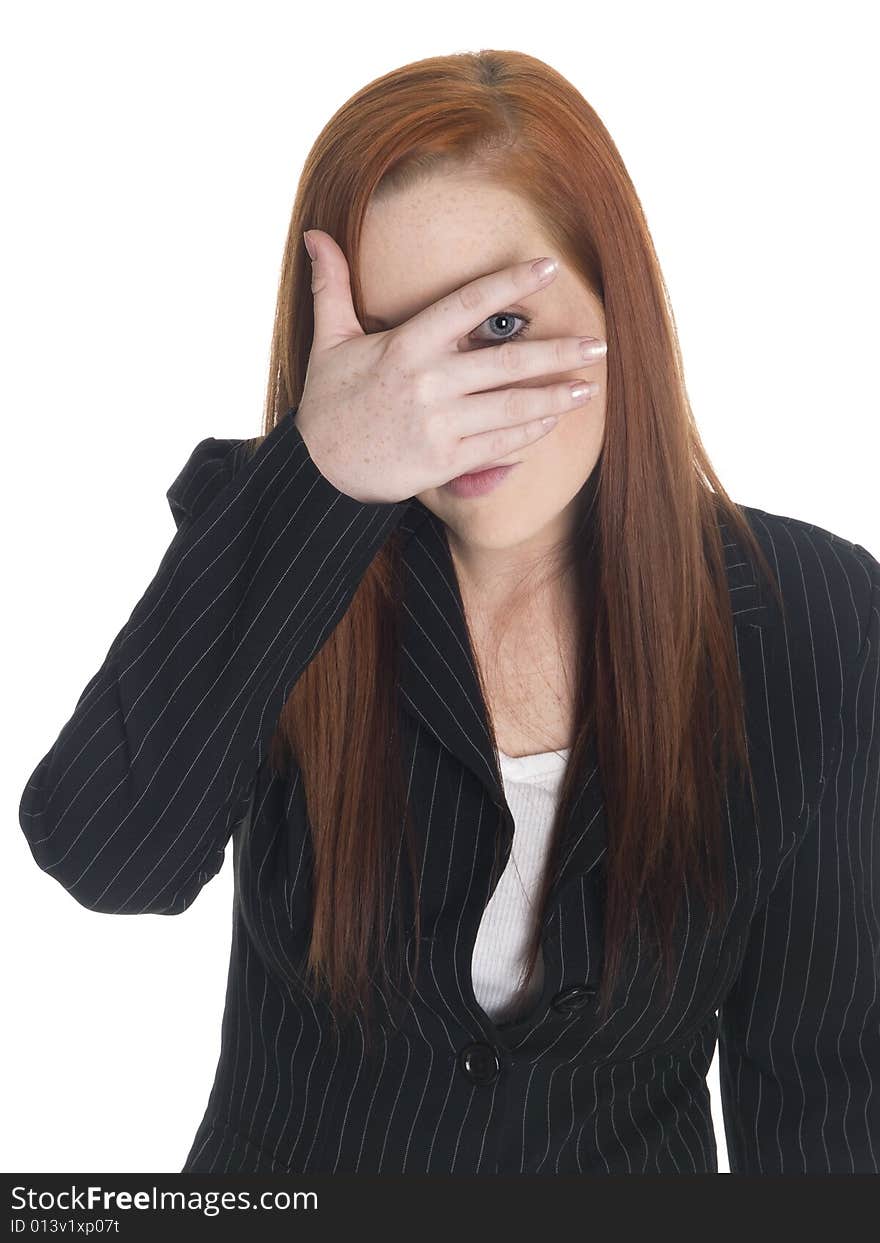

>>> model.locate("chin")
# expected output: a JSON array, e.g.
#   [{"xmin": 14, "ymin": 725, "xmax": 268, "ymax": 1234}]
[{"xmin": 451, "ymin": 511, "xmax": 534, "ymax": 549}]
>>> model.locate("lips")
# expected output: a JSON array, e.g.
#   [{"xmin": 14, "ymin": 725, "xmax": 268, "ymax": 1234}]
[{"xmin": 441, "ymin": 462, "xmax": 520, "ymax": 498}]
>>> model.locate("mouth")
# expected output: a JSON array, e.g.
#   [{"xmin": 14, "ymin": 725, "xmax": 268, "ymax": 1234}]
[{"xmin": 441, "ymin": 461, "xmax": 521, "ymax": 498}]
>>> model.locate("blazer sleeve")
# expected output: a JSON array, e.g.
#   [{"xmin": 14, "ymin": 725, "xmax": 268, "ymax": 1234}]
[
  {"xmin": 717, "ymin": 542, "xmax": 880, "ymax": 1173},
  {"xmin": 18, "ymin": 407, "xmax": 411, "ymax": 916}
]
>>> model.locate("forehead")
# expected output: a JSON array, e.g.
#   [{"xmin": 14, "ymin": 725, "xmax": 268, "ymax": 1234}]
[{"xmin": 359, "ymin": 172, "xmax": 551, "ymax": 326}]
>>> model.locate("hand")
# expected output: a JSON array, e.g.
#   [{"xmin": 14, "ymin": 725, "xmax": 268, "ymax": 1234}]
[{"xmin": 293, "ymin": 229, "xmax": 604, "ymax": 503}]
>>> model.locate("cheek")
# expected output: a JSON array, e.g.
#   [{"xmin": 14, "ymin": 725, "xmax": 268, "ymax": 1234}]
[
  {"xmin": 561, "ymin": 385, "xmax": 605, "ymax": 456},
  {"xmin": 552, "ymin": 398, "xmax": 603, "ymax": 465},
  {"xmin": 524, "ymin": 396, "xmax": 604, "ymax": 511}
]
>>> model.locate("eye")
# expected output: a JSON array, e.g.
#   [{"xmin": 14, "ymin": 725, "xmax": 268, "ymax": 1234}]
[{"xmin": 469, "ymin": 311, "xmax": 532, "ymax": 346}]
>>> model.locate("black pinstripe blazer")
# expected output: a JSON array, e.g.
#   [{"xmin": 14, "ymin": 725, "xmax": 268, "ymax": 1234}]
[{"xmin": 19, "ymin": 405, "xmax": 880, "ymax": 1174}]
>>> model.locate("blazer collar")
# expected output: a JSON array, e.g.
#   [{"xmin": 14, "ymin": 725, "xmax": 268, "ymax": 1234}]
[{"xmin": 393, "ymin": 476, "xmax": 769, "ymax": 901}]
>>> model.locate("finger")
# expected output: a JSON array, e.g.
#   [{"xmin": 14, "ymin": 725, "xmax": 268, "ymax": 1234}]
[
  {"xmin": 454, "ymin": 413, "xmax": 565, "ymax": 475},
  {"xmin": 304, "ymin": 229, "xmax": 364, "ymax": 349},
  {"xmin": 398, "ymin": 255, "xmax": 561, "ymax": 355},
  {"xmin": 453, "ymin": 376, "xmax": 599, "ymax": 440},
  {"xmin": 448, "ymin": 333, "xmax": 607, "ymax": 397}
]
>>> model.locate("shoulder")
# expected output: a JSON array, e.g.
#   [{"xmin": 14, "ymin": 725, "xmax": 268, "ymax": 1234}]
[
  {"xmin": 720, "ymin": 502, "xmax": 878, "ymax": 825},
  {"xmin": 165, "ymin": 433, "xmax": 260, "ymax": 530},
  {"xmin": 740, "ymin": 502, "xmax": 875, "ymax": 651},
  {"xmin": 736, "ymin": 502, "xmax": 878, "ymax": 665}
]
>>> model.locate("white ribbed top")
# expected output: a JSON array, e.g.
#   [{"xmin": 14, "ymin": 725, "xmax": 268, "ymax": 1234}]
[{"xmin": 471, "ymin": 745, "xmax": 571, "ymax": 1023}]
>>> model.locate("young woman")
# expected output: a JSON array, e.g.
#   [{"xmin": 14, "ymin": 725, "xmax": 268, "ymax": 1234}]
[{"xmin": 19, "ymin": 50, "xmax": 879, "ymax": 1175}]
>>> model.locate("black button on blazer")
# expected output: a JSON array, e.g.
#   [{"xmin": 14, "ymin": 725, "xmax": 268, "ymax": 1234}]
[{"xmin": 19, "ymin": 406, "xmax": 880, "ymax": 1174}]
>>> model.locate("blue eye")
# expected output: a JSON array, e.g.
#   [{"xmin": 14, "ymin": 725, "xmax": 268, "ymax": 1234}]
[{"xmin": 470, "ymin": 311, "xmax": 532, "ymax": 345}]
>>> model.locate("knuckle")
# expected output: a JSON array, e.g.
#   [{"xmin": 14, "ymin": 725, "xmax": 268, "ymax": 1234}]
[
  {"xmin": 497, "ymin": 341, "xmax": 522, "ymax": 375},
  {"xmin": 410, "ymin": 368, "xmax": 439, "ymax": 405},
  {"xmin": 503, "ymin": 387, "xmax": 527, "ymax": 420},
  {"xmin": 380, "ymin": 330, "xmax": 408, "ymax": 366},
  {"xmin": 490, "ymin": 429, "xmax": 510, "ymax": 457},
  {"xmin": 434, "ymin": 433, "xmax": 458, "ymax": 476},
  {"xmin": 440, "ymin": 439, "xmax": 459, "ymax": 474},
  {"xmin": 423, "ymin": 409, "xmax": 447, "ymax": 451},
  {"xmin": 516, "ymin": 423, "xmax": 535, "ymax": 448},
  {"xmin": 457, "ymin": 283, "xmax": 483, "ymax": 314}
]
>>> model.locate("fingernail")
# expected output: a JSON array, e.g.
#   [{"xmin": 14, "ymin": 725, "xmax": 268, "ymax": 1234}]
[
  {"xmin": 303, "ymin": 230, "xmax": 317, "ymax": 261},
  {"xmin": 531, "ymin": 257, "xmax": 558, "ymax": 281},
  {"xmin": 579, "ymin": 337, "xmax": 607, "ymax": 360}
]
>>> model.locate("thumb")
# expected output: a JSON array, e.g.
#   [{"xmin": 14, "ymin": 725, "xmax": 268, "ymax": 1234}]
[{"xmin": 304, "ymin": 229, "xmax": 364, "ymax": 349}]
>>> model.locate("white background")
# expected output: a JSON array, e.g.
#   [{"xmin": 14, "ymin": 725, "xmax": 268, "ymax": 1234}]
[{"xmin": 3, "ymin": 0, "xmax": 878, "ymax": 1174}]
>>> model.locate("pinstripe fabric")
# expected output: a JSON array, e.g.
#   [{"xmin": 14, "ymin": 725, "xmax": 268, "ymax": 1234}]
[{"xmin": 19, "ymin": 405, "xmax": 880, "ymax": 1174}]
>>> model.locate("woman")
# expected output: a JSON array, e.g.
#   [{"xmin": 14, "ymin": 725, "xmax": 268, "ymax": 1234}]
[{"xmin": 19, "ymin": 50, "xmax": 879, "ymax": 1175}]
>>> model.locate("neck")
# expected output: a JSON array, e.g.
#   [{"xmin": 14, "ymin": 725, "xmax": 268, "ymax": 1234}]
[{"xmin": 445, "ymin": 505, "xmax": 579, "ymax": 622}]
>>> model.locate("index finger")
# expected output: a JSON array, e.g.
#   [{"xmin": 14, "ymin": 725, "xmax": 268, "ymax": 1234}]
[{"xmin": 397, "ymin": 256, "xmax": 559, "ymax": 354}]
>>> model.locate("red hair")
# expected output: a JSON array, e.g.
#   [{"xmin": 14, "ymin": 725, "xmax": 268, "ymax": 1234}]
[{"xmin": 242, "ymin": 49, "xmax": 782, "ymax": 1039}]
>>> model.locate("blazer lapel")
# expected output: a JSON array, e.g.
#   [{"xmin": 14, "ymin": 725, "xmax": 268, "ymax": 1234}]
[
  {"xmin": 395, "ymin": 498, "xmax": 506, "ymax": 808},
  {"xmin": 393, "ymin": 486, "xmax": 771, "ymax": 908}
]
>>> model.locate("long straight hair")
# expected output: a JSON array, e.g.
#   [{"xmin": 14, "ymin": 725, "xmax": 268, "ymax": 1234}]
[{"xmin": 246, "ymin": 49, "xmax": 783, "ymax": 1039}]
